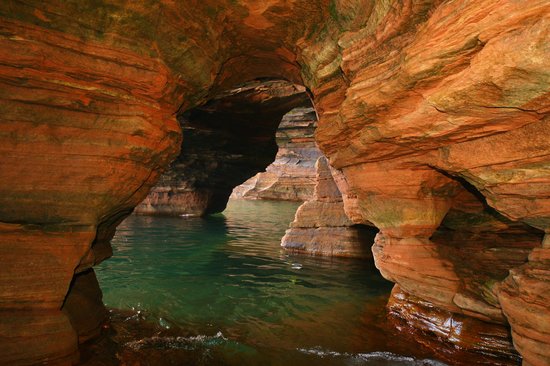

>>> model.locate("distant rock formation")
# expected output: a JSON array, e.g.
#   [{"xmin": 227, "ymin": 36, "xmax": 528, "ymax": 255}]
[
  {"xmin": 231, "ymin": 107, "xmax": 321, "ymax": 202},
  {"xmin": 135, "ymin": 80, "xmax": 310, "ymax": 216}
]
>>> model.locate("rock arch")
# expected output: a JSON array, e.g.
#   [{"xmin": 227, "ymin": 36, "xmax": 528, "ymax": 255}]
[{"xmin": 0, "ymin": 1, "xmax": 548, "ymax": 365}]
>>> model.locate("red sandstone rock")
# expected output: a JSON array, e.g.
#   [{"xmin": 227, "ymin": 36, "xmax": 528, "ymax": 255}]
[
  {"xmin": 0, "ymin": 12, "xmax": 180, "ymax": 365},
  {"xmin": 281, "ymin": 157, "xmax": 376, "ymax": 258},
  {"xmin": 388, "ymin": 285, "xmax": 521, "ymax": 365},
  {"xmin": 62, "ymin": 269, "xmax": 108, "ymax": 344},
  {"xmin": 498, "ymin": 242, "xmax": 550, "ymax": 366},
  {"xmin": 0, "ymin": 1, "xmax": 549, "ymax": 364}
]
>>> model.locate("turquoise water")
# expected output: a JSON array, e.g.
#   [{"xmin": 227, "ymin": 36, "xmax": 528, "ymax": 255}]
[{"xmin": 95, "ymin": 200, "xmax": 447, "ymax": 365}]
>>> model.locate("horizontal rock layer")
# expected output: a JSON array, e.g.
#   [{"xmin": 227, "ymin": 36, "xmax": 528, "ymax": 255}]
[
  {"xmin": 498, "ymin": 240, "xmax": 550, "ymax": 366},
  {"xmin": 231, "ymin": 107, "xmax": 321, "ymax": 202},
  {"xmin": 0, "ymin": 0, "xmax": 548, "ymax": 364},
  {"xmin": 282, "ymin": 157, "xmax": 377, "ymax": 258},
  {"xmin": 388, "ymin": 285, "xmax": 520, "ymax": 365}
]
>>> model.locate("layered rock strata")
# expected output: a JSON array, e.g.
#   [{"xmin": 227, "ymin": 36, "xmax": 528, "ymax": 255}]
[
  {"xmin": 281, "ymin": 157, "xmax": 376, "ymax": 258},
  {"xmin": 498, "ymin": 239, "xmax": 550, "ymax": 366},
  {"xmin": 0, "ymin": 10, "xmax": 180, "ymax": 365},
  {"xmin": 135, "ymin": 80, "xmax": 310, "ymax": 216},
  {"xmin": 231, "ymin": 107, "xmax": 321, "ymax": 201},
  {"xmin": 388, "ymin": 285, "xmax": 521, "ymax": 365},
  {"xmin": 0, "ymin": 1, "xmax": 549, "ymax": 365}
]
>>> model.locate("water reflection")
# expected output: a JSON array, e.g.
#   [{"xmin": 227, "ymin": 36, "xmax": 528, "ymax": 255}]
[{"xmin": 94, "ymin": 200, "xmax": 447, "ymax": 365}]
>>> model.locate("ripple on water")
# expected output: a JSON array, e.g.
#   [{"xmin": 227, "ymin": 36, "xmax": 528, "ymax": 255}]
[
  {"xmin": 297, "ymin": 348, "xmax": 449, "ymax": 365},
  {"xmin": 94, "ymin": 200, "xmax": 451, "ymax": 365}
]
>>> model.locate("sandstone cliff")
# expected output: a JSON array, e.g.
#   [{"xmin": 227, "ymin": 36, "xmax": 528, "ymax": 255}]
[
  {"xmin": 0, "ymin": 1, "xmax": 548, "ymax": 365},
  {"xmin": 281, "ymin": 156, "xmax": 376, "ymax": 258}
]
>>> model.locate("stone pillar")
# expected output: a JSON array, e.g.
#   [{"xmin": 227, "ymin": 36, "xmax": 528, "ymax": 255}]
[
  {"xmin": 0, "ymin": 224, "xmax": 95, "ymax": 366},
  {"xmin": 281, "ymin": 157, "xmax": 376, "ymax": 258},
  {"xmin": 342, "ymin": 162, "xmax": 462, "ymax": 311},
  {"xmin": 62, "ymin": 269, "xmax": 108, "ymax": 344}
]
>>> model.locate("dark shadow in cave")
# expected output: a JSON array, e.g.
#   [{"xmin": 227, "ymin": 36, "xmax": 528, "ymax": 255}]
[
  {"xmin": 432, "ymin": 173, "xmax": 544, "ymax": 317},
  {"xmin": 134, "ymin": 79, "xmax": 314, "ymax": 217}
]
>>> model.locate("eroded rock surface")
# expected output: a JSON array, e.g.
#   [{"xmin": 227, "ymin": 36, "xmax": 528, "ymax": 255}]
[
  {"xmin": 0, "ymin": 0, "xmax": 549, "ymax": 365},
  {"xmin": 231, "ymin": 107, "xmax": 322, "ymax": 202},
  {"xmin": 388, "ymin": 285, "xmax": 521, "ymax": 365},
  {"xmin": 498, "ymin": 237, "xmax": 550, "ymax": 366},
  {"xmin": 281, "ymin": 157, "xmax": 377, "ymax": 258},
  {"xmin": 62, "ymin": 269, "xmax": 108, "ymax": 344}
]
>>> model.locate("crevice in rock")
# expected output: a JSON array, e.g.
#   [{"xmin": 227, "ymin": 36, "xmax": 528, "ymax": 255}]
[{"xmin": 62, "ymin": 269, "xmax": 108, "ymax": 344}]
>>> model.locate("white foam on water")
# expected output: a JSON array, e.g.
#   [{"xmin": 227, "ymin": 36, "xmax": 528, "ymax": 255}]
[
  {"xmin": 357, "ymin": 351, "xmax": 448, "ymax": 365},
  {"xmin": 297, "ymin": 346, "xmax": 343, "ymax": 357},
  {"xmin": 297, "ymin": 347, "xmax": 449, "ymax": 365},
  {"xmin": 125, "ymin": 331, "xmax": 227, "ymax": 350}
]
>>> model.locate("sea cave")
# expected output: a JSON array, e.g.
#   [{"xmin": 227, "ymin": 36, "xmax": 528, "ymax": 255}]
[{"xmin": 0, "ymin": 1, "xmax": 549, "ymax": 365}]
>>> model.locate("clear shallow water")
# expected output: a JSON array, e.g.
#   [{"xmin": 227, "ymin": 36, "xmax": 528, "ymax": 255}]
[{"xmin": 95, "ymin": 200, "xmax": 447, "ymax": 366}]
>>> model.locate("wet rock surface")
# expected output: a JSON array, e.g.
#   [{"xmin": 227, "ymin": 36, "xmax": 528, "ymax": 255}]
[{"xmin": 388, "ymin": 286, "xmax": 521, "ymax": 366}]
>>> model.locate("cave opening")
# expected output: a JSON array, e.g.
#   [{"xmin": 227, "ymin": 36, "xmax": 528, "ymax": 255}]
[
  {"xmin": 60, "ymin": 77, "xmax": 543, "ymax": 366},
  {"xmin": 384, "ymin": 171, "xmax": 546, "ymax": 365},
  {"xmin": 135, "ymin": 78, "xmax": 315, "ymax": 216},
  {"xmin": 2, "ymin": 2, "xmax": 549, "ymax": 366},
  {"xmin": 69, "ymin": 79, "xmax": 406, "ymax": 366}
]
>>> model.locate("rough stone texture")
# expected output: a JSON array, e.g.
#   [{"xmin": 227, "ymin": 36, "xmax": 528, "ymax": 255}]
[
  {"xmin": 0, "ymin": 0, "xmax": 549, "ymax": 364},
  {"xmin": 0, "ymin": 9, "xmax": 180, "ymax": 364},
  {"xmin": 281, "ymin": 157, "xmax": 377, "ymax": 258},
  {"xmin": 498, "ymin": 238, "xmax": 550, "ymax": 366},
  {"xmin": 433, "ymin": 188, "xmax": 544, "ymax": 323},
  {"xmin": 307, "ymin": 2, "xmax": 550, "ymax": 363},
  {"xmin": 135, "ymin": 80, "xmax": 309, "ymax": 216},
  {"xmin": 231, "ymin": 107, "xmax": 322, "ymax": 201},
  {"xmin": 62, "ymin": 269, "xmax": 108, "ymax": 344}
]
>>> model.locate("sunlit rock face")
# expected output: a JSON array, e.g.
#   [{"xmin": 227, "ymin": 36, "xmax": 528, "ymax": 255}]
[
  {"xmin": 134, "ymin": 80, "xmax": 309, "ymax": 216},
  {"xmin": 281, "ymin": 157, "xmax": 377, "ymax": 258},
  {"xmin": 231, "ymin": 107, "xmax": 322, "ymax": 202},
  {"xmin": 0, "ymin": 0, "xmax": 549, "ymax": 365}
]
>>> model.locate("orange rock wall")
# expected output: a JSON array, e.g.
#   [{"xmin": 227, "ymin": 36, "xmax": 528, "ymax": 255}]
[
  {"xmin": 281, "ymin": 157, "xmax": 377, "ymax": 258},
  {"xmin": 0, "ymin": 0, "xmax": 548, "ymax": 365}
]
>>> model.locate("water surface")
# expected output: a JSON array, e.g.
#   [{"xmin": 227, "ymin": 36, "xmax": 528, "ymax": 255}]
[{"xmin": 95, "ymin": 200, "xmax": 447, "ymax": 365}]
